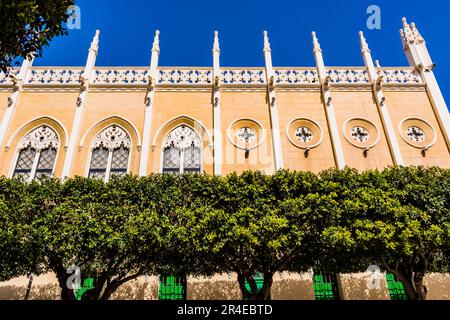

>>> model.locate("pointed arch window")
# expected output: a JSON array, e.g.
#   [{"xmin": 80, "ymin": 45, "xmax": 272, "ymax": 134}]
[
  {"xmin": 88, "ymin": 125, "xmax": 131, "ymax": 182},
  {"xmin": 162, "ymin": 125, "xmax": 202, "ymax": 174},
  {"xmin": 13, "ymin": 126, "xmax": 59, "ymax": 181}
]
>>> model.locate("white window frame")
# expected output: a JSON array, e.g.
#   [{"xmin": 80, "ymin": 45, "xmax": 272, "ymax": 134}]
[
  {"xmin": 10, "ymin": 126, "xmax": 60, "ymax": 182},
  {"xmin": 160, "ymin": 125, "xmax": 203, "ymax": 174},
  {"xmin": 85, "ymin": 125, "xmax": 132, "ymax": 182}
]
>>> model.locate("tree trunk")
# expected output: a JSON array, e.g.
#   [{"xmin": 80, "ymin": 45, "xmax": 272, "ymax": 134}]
[
  {"xmin": 24, "ymin": 273, "xmax": 34, "ymax": 300},
  {"xmin": 55, "ymin": 271, "xmax": 76, "ymax": 301},
  {"xmin": 237, "ymin": 273, "xmax": 273, "ymax": 301}
]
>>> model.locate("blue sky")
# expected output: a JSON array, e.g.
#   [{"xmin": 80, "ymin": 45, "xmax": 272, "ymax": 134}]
[{"xmin": 36, "ymin": 0, "xmax": 449, "ymax": 105}]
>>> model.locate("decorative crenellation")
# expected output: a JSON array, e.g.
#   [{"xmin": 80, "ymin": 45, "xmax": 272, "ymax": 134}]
[
  {"xmin": 326, "ymin": 68, "xmax": 370, "ymax": 84},
  {"xmin": 158, "ymin": 68, "xmax": 212, "ymax": 85},
  {"xmin": 221, "ymin": 69, "xmax": 266, "ymax": 85},
  {"xmin": 92, "ymin": 68, "xmax": 149, "ymax": 85},
  {"xmin": 274, "ymin": 68, "xmax": 319, "ymax": 85},
  {"xmin": 378, "ymin": 68, "xmax": 423, "ymax": 84},
  {"xmin": 25, "ymin": 68, "xmax": 84, "ymax": 85}
]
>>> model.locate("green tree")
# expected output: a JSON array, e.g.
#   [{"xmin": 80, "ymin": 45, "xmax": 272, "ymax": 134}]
[
  {"xmin": 0, "ymin": 177, "xmax": 42, "ymax": 282},
  {"xmin": 189, "ymin": 171, "xmax": 338, "ymax": 300},
  {"xmin": 0, "ymin": 0, "xmax": 74, "ymax": 72},
  {"xmin": 32, "ymin": 176, "xmax": 163, "ymax": 300},
  {"xmin": 324, "ymin": 167, "xmax": 450, "ymax": 300}
]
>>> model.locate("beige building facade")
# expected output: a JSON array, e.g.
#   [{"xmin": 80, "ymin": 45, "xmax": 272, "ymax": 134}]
[{"xmin": 0, "ymin": 18, "xmax": 449, "ymax": 299}]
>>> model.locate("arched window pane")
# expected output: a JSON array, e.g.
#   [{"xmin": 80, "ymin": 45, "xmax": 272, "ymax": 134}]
[
  {"xmin": 110, "ymin": 146, "xmax": 130, "ymax": 178},
  {"xmin": 162, "ymin": 125, "xmax": 202, "ymax": 174},
  {"xmin": 88, "ymin": 147, "xmax": 109, "ymax": 180},
  {"xmin": 163, "ymin": 146, "xmax": 180, "ymax": 174},
  {"xmin": 183, "ymin": 146, "xmax": 201, "ymax": 173},
  {"xmin": 13, "ymin": 146, "xmax": 36, "ymax": 181},
  {"xmin": 35, "ymin": 148, "xmax": 57, "ymax": 179},
  {"xmin": 88, "ymin": 125, "xmax": 131, "ymax": 181}
]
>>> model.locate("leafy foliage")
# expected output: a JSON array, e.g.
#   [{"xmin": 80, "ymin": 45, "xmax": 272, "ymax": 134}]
[
  {"xmin": 0, "ymin": 0, "xmax": 74, "ymax": 72},
  {"xmin": 0, "ymin": 166, "xmax": 448, "ymax": 300}
]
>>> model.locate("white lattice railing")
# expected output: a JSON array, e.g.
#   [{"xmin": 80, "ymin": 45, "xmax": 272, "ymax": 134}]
[
  {"xmin": 274, "ymin": 68, "xmax": 319, "ymax": 85},
  {"xmin": 0, "ymin": 69, "xmax": 19, "ymax": 85},
  {"xmin": 221, "ymin": 68, "xmax": 266, "ymax": 85},
  {"xmin": 92, "ymin": 68, "xmax": 149, "ymax": 85},
  {"xmin": 25, "ymin": 68, "xmax": 84, "ymax": 85},
  {"xmin": 16, "ymin": 67, "xmax": 424, "ymax": 86},
  {"xmin": 327, "ymin": 68, "xmax": 370, "ymax": 84},
  {"xmin": 158, "ymin": 68, "xmax": 212, "ymax": 85},
  {"xmin": 378, "ymin": 68, "xmax": 423, "ymax": 84}
]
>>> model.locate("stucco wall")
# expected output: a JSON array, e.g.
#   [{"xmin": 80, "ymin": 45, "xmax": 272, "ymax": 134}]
[{"xmin": 2, "ymin": 272, "xmax": 449, "ymax": 300}]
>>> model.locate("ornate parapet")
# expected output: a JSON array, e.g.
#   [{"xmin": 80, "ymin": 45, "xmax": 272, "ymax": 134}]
[
  {"xmin": 0, "ymin": 69, "xmax": 20, "ymax": 87},
  {"xmin": 273, "ymin": 68, "xmax": 319, "ymax": 85},
  {"xmin": 24, "ymin": 67, "xmax": 84, "ymax": 86},
  {"xmin": 378, "ymin": 67, "xmax": 423, "ymax": 85},
  {"xmin": 220, "ymin": 68, "xmax": 266, "ymax": 85},
  {"xmin": 5, "ymin": 66, "xmax": 423, "ymax": 90},
  {"xmin": 327, "ymin": 68, "xmax": 370, "ymax": 84}
]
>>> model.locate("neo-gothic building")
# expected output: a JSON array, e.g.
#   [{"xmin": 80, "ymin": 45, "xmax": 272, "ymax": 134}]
[{"xmin": 0, "ymin": 18, "xmax": 449, "ymax": 300}]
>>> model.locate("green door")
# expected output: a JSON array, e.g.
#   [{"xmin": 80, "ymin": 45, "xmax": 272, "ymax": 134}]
[
  {"xmin": 386, "ymin": 273, "xmax": 408, "ymax": 300},
  {"xmin": 313, "ymin": 273, "xmax": 340, "ymax": 300},
  {"xmin": 159, "ymin": 275, "xmax": 187, "ymax": 300}
]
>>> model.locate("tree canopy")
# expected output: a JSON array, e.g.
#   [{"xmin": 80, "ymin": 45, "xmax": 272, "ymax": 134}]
[
  {"xmin": 0, "ymin": 0, "xmax": 74, "ymax": 72},
  {"xmin": 0, "ymin": 166, "xmax": 448, "ymax": 300}
]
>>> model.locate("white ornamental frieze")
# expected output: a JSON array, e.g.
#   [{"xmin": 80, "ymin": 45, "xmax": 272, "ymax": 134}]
[
  {"xmin": 19, "ymin": 126, "xmax": 59, "ymax": 151},
  {"xmin": 91, "ymin": 125, "xmax": 131, "ymax": 150}
]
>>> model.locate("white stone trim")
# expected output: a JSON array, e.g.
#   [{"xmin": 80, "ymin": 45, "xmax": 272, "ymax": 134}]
[
  {"xmin": 158, "ymin": 124, "xmax": 204, "ymax": 174},
  {"xmin": 84, "ymin": 124, "xmax": 134, "ymax": 180},
  {"xmin": 79, "ymin": 115, "xmax": 141, "ymax": 149},
  {"xmin": 343, "ymin": 118, "xmax": 381, "ymax": 150},
  {"xmin": 9, "ymin": 124, "xmax": 61, "ymax": 180},
  {"xmin": 226, "ymin": 118, "xmax": 267, "ymax": 151},
  {"xmin": 151, "ymin": 115, "xmax": 213, "ymax": 150},
  {"xmin": 398, "ymin": 117, "xmax": 438, "ymax": 149},
  {"xmin": 5, "ymin": 116, "xmax": 69, "ymax": 150},
  {"xmin": 312, "ymin": 32, "xmax": 346, "ymax": 169},
  {"xmin": 286, "ymin": 118, "xmax": 324, "ymax": 150}
]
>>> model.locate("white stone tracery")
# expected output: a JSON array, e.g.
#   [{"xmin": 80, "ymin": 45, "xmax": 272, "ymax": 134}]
[
  {"xmin": 88, "ymin": 125, "xmax": 131, "ymax": 182},
  {"xmin": 13, "ymin": 126, "xmax": 59, "ymax": 181},
  {"xmin": 91, "ymin": 125, "xmax": 131, "ymax": 151},
  {"xmin": 163, "ymin": 125, "xmax": 201, "ymax": 150},
  {"xmin": 18, "ymin": 126, "xmax": 59, "ymax": 151},
  {"xmin": 162, "ymin": 126, "xmax": 202, "ymax": 174}
]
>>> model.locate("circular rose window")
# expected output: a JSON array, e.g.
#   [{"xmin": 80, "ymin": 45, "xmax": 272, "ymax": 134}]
[
  {"xmin": 399, "ymin": 118, "xmax": 436, "ymax": 149},
  {"xmin": 287, "ymin": 118, "xmax": 323, "ymax": 150},
  {"xmin": 350, "ymin": 126, "xmax": 370, "ymax": 143},
  {"xmin": 228, "ymin": 119, "xmax": 265, "ymax": 151},
  {"xmin": 407, "ymin": 126, "xmax": 426, "ymax": 143},
  {"xmin": 238, "ymin": 127, "xmax": 256, "ymax": 144},
  {"xmin": 343, "ymin": 118, "xmax": 380, "ymax": 150},
  {"xmin": 295, "ymin": 127, "xmax": 313, "ymax": 143}
]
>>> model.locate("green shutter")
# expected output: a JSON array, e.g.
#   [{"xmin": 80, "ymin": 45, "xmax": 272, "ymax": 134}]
[
  {"xmin": 386, "ymin": 273, "xmax": 408, "ymax": 300},
  {"xmin": 313, "ymin": 273, "xmax": 340, "ymax": 300},
  {"xmin": 243, "ymin": 272, "xmax": 264, "ymax": 299},
  {"xmin": 75, "ymin": 278, "xmax": 95, "ymax": 301},
  {"xmin": 159, "ymin": 275, "xmax": 186, "ymax": 300}
]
